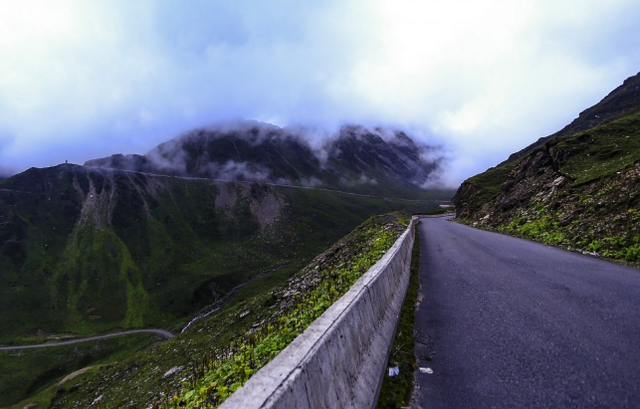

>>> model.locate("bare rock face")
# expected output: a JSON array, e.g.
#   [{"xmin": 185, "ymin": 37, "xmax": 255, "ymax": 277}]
[
  {"xmin": 497, "ymin": 152, "xmax": 554, "ymax": 208},
  {"xmin": 455, "ymin": 149, "xmax": 559, "ymax": 224}
]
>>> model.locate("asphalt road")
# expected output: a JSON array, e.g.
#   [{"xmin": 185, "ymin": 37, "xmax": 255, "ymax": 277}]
[
  {"xmin": 0, "ymin": 329, "xmax": 174, "ymax": 351},
  {"xmin": 412, "ymin": 217, "xmax": 640, "ymax": 409}
]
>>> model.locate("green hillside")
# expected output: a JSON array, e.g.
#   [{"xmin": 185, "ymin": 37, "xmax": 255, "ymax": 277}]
[
  {"xmin": 0, "ymin": 122, "xmax": 454, "ymax": 408},
  {"xmin": 0, "ymin": 164, "xmax": 443, "ymax": 345},
  {"xmin": 454, "ymin": 72, "xmax": 640, "ymax": 264},
  {"xmin": 3, "ymin": 213, "xmax": 413, "ymax": 408},
  {"xmin": 502, "ymin": 71, "xmax": 640, "ymax": 164}
]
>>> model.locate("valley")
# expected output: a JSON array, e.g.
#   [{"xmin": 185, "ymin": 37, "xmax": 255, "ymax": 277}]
[
  {"xmin": 6, "ymin": 69, "xmax": 640, "ymax": 407},
  {"xmin": 2, "ymin": 3, "xmax": 638, "ymax": 408}
]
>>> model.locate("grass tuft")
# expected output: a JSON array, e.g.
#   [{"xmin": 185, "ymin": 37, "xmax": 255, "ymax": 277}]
[{"xmin": 375, "ymin": 220, "xmax": 421, "ymax": 409}]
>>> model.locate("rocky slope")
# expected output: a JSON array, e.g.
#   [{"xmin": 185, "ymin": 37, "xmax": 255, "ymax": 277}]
[{"xmin": 455, "ymin": 71, "xmax": 640, "ymax": 264}]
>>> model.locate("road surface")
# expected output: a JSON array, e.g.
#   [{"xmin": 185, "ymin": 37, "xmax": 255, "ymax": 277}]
[
  {"xmin": 0, "ymin": 329, "xmax": 173, "ymax": 351},
  {"xmin": 413, "ymin": 217, "xmax": 640, "ymax": 409}
]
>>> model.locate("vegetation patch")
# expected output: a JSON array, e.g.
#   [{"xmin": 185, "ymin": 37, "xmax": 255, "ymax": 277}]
[
  {"xmin": 488, "ymin": 181, "xmax": 640, "ymax": 266},
  {"xmin": 552, "ymin": 110, "xmax": 640, "ymax": 184},
  {"xmin": 46, "ymin": 264, "xmax": 303, "ymax": 408},
  {"xmin": 455, "ymin": 100, "xmax": 640, "ymax": 269},
  {"xmin": 499, "ymin": 200, "xmax": 567, "ymax": 245},
  {"xmin": 466, "ymin": 161, "xmax": 518, "ymax": 195},
  {"xmin": 170, "ymin": 213, "xmax": 410, "ymax": 408},
  {"xmin": 455, "ymin": 161, "xmax": 518, "ymax": 218},
  {"xmin": 45, "ymin": 213, "xmax": 410, "ymax": 408},
  {"xmin": 376, "ymin": 220, "xmax": 421, "ymax": 409}
]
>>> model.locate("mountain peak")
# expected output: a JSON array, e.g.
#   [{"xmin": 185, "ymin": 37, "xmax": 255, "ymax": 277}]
[{"xmin": 85, "ymin": 123, "xmax": 445, "ymax": 198}]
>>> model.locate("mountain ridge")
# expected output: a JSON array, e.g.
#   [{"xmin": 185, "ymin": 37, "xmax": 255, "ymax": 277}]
[
  {"xmin": 502, "ymin": 71, "xmax": 640, "ymax": 165},
  {"xmin": 0, "ymin": 123, "xmax": 453, "ymax": 407},
  {"xmin": 85, "ymin": 123, "xmax": 443, "ymax": 199}
]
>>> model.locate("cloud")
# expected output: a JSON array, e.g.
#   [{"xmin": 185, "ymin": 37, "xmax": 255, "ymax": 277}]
[
  {"xmin": 0, "ymin": 0, "xmax": 639, "ymax": 184},
  {"xmin": 206, "ymin": 160, "xmax": 275, "ymax": 183}
]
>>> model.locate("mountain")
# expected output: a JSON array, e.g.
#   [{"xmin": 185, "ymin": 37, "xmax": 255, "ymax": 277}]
[
  {"xmin": 502, "ymin": 71, "xmax": 640, "ymax": 164},
  {"xmin": 86, "ymin": 123, "xmax": 443, "ymax": 199},
  {"xmin": 0, "ymin": 124, "xmax": 453, "ymax": 407},
  {"xmin": 0, "ymin": 125, "xmax": 450, "ymax": 345},
  {"xmin": 454, "ymin": 71, "xmax": 640, "ymax": 263}
]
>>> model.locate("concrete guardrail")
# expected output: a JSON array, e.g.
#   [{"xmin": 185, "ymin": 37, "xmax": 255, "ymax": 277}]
[{"xmin": 220, "ymin": 217, "xmax": 417, "ymax": 409}]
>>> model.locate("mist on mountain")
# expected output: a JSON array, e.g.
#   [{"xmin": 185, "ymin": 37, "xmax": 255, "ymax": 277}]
[{"xmin": 85, "ymin": 121, "xmax": 447, "ymax": 197}]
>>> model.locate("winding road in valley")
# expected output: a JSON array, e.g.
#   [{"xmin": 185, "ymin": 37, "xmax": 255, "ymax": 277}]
[
  {"xmin": 0, "ymin": 329, "xmax": 174, "ymax": 351},
  {"xmin": 413, "ymin": 217, "xmax": 640, "ymax": 409}
]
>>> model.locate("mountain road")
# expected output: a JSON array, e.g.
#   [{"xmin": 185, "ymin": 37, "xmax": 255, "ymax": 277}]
[
  {"xmin": 0, "ymin": 329, "xmax": 174, "ymax": 351},
  {"xmin": 413, "ymin": 217, "xmax": 640, "ymax": 408}
]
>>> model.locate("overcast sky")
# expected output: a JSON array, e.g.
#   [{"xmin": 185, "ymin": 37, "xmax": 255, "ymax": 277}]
[{"xmin": 1, "ymin": 0, "xmax": 639, "ymax": 185}]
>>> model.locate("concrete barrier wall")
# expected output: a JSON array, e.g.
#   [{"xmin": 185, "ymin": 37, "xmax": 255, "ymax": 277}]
[{"xmin": 220, "ymin": 217, "xmax": 417, "ymax": 409}]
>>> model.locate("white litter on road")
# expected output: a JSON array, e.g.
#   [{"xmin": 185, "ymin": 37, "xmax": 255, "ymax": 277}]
[{"xmin": 419, "ymin": 367, "xmax": 433, "ymax": 374}]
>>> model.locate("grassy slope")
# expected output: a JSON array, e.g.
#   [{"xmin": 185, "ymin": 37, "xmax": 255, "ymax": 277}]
[
  {"xmin": 459, "ymin": 109, "xmax": 640, "ymax": 202},
  {"xmin": 1, "ymin": 334, "xmax": 160, "ymax": 409},
  {"xmin": 38, "ymin": 214, "xmax": 410, "ymax": 409},
  {"xmin": 0, "ymin": 165, "xmax": 448, "ymax": 346},
  {"xmin": 0, "ymin": 163, "xmax": 447, "ymax": 407},
  {"xmin": 551, "ymin": 109, "xmax": 640, "ymax": 184},
  {"xmin": 503, "ymin": 71, "xmax": 640, "ymax": 164},
  {"xmin": 458, "ymin": 161, "xmax": 518, "ymax": 213},
  {"xmin": 175, "ymin": 213, "xmax": 410, "ymax": 408},
  {"xmin": 457, "ymin": 109, "xmax": 640, "ymax": 264},
  {"xmin": 1, "ymin": 264, "xmax": 304, "ymax": 409}
]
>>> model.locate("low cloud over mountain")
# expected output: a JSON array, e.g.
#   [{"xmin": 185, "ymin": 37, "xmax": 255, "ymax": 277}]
[{"xmin": 86, "ymin": 122, "xmax": 446, "ymax": 199}]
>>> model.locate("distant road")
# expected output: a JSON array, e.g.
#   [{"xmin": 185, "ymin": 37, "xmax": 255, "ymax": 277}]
[
  {"xmin": 413, "ymin": 217, "xmax": 640, "ymax": 408},
  {"xmin": 85, "ymin": 165, "xmax": 452, "ymax": 204},
  {"xmin": 0, "ymin": 329, "xmax": 173, "ymax": 351}
]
